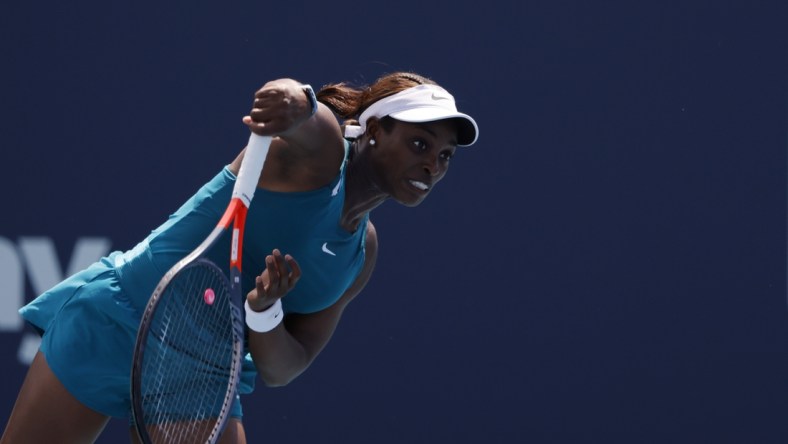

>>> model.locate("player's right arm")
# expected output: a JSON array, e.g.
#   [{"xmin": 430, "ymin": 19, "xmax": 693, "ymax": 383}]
[{"xmin": 232, "ymin": 79, "xmax": 346, "ymax": 193}]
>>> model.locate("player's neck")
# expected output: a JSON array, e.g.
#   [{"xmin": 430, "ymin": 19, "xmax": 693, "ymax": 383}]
[{"xmin": 341, "ymin": 153, "xmax": 388, "ymax": 232}]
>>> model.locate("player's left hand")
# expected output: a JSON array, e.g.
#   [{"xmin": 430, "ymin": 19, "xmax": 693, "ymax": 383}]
[{"xmin": 246, "ymin": 248, "xmax": 301, "ymax": 312}]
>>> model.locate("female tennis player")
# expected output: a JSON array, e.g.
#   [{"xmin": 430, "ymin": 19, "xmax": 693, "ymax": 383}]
[{"xmin": 1, "ymin": 71, "xmax": 478, "ymax": 444}]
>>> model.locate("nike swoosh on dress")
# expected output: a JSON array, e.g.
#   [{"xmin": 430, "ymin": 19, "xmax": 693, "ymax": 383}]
[{"xmin": 321, "ymin": 242, "xmax": 336, "ymax": 256}]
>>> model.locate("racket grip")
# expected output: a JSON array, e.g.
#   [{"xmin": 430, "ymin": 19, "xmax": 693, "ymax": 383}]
[{"xmin": 233, "ymin": 133, "xmax": 273, "ymax": 206}]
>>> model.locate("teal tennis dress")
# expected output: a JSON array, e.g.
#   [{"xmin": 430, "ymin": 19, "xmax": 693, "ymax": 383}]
[{"xmin": 20, "ymin": 143, "xmax": 368, "ymax": 418}]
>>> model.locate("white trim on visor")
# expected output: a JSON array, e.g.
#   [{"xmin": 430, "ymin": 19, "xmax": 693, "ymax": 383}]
[{"xmin": 343, "ymin": 84, "xmax": 479, "ymax": 146}]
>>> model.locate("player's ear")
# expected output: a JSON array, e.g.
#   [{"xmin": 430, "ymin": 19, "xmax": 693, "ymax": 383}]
[{"xmin": 365, "ymin": 117, "xmax": 380, "ymax": 143}]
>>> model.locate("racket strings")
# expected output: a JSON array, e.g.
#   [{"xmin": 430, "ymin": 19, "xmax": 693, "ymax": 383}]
[{"xmin": 137, "ymin": 260, "xmax": 241, "ymax": 443}]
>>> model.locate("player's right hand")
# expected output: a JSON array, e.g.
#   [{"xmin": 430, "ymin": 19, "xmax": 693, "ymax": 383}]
[{"xmin": 242, "ymin": 79, "xmax": 313, "ymax": 136}]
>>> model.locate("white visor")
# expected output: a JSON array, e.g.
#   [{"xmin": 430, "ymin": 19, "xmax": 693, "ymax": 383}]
[{"xmin": 344, "ymin": 84, "xmax": 479, "ymax": 147}]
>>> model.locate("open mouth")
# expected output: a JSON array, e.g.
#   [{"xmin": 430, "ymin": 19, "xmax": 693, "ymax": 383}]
[{"xmin": 408, "ymin": 179, "xmax": 430, "ymax": 192}]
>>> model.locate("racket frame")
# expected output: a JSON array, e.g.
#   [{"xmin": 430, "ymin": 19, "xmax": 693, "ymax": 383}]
[{"xmin": 131, "ymin": 134, "xmax": 272, "ymax": 444}]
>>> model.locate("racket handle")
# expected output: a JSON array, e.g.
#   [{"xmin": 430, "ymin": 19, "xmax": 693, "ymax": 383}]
[{"xmin": 233, "ymin": 133, "xmax": 272, "ymax": 206}]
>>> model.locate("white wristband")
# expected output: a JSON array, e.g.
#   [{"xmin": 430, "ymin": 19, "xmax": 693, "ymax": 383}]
[{"xmin": 244, "ymin": 299, "xmax": 283, "ymax": 333}]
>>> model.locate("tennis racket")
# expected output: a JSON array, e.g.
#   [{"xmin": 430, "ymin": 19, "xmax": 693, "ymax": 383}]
[{"xmin": 131, "ymin": 133, "xmax": 272, "ymax": 444}]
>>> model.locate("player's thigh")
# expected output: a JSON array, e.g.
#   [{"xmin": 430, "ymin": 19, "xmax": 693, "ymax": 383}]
[{"xmin": 1, "ymin": 351, "xmax": 110, "ymax": 444}]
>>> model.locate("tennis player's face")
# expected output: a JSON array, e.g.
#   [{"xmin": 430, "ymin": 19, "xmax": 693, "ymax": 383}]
[{"xmin": 372, "ymin": 119, "xmax": 458, "ymax": 207}]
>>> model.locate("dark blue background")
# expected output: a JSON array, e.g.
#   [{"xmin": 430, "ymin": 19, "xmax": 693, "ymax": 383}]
[{"xmin": 1, "ymin": 1, "xmax": 787, "ymax": 442}]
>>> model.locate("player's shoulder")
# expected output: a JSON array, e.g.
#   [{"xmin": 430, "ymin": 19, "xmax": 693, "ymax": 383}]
[
  {"xmin": 266, "ymin": 105, "xmax": 345, "ymax": 188},
  {"xmin": 364, "ymin": 220, "xmax": 378, "ymax": 262},
  {"xmin": 339, "ymin": 220, "xmax": 378, "ymax": 304},
  {"xmin": 365, "ymin": 220, "xmax": 377, "ymax": 242}
]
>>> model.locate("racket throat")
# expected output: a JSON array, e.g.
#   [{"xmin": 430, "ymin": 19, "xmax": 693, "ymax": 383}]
[{"xmin": 218, "ymin": 198, "xmax": 249, "ymax": 272}]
